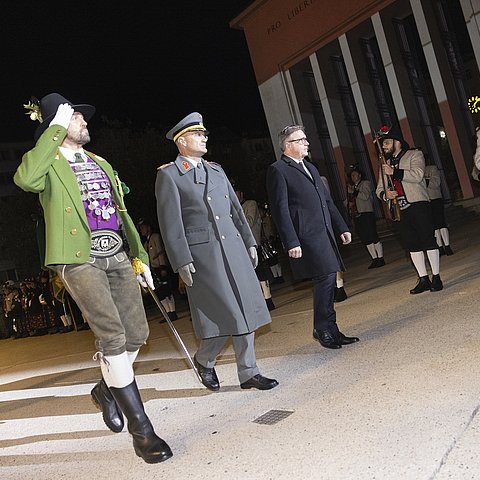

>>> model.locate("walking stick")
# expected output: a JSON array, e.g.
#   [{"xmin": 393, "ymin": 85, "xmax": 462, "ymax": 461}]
[{"xmin": 131, "ymin": 258, "xmax": 203, "ymax": 384}]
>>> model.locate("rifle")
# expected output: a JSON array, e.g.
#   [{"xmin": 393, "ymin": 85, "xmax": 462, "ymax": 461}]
[{"xmin": 373, "ymin": 132, "xmax": 401, "ymax": 222}]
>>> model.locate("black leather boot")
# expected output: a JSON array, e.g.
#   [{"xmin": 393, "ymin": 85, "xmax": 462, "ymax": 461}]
[
  {"xmin": 91, "ymin": 379, "xmax": 124, "ymax": 433},
  {"xmin": 110, "ymin": 380, "xmax": 173, "ymax": 464},
  {"xmin": 409, "ymin": 276, "xmax": 432, "ymax": 294}
]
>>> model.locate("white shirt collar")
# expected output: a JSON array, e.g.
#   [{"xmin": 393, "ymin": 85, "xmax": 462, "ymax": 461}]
[
  {"xmin": 179, "ymin": 155, "xmax": 203, "ymax": 168},
  {"xmin": 285, "ymin": 154, "xmax": 304, "ymax": 164},
  {"xmin": 60, "ymin": 147, "xmax": 87, "ymax": 163}
]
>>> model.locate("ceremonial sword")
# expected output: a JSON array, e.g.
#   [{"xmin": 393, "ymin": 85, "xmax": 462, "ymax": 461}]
[{"xmin": 132, "ymin": 259, "xmax": 203, "ymax": 384}]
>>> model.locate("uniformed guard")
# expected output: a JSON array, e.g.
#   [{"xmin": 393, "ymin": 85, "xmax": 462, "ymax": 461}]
[{"xmin": 156, "ymin": 112, "xmax": 278, "ymax": 391}]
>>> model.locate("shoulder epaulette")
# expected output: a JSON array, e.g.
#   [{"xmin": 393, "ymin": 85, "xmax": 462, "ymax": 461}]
[
  {"xmin": 157, "ymin": 162, "xmax": 174, "ymax": 170},
  {"xmin": 206, "ymin": 161, "xmax": 222, "ymax": 168}
]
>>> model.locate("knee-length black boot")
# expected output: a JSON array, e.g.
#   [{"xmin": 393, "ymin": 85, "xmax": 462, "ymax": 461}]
[{"xmin": 109, "ymin": 380, "xmax": 173, "ymax": 464}]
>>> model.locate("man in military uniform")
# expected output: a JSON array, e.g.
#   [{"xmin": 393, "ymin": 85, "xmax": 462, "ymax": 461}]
[
  {"xmin": 14, "ymin": 93, "xmax": 172, "ymax": 464},
  {"xmin": 155, "ymin": 112, "xmax": 278, "ymax": 392}
]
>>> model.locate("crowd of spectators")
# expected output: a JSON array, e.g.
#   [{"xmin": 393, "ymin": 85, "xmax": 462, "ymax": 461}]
[{"xmin": 1, "ymin": 271, "xmax": 89, "ymax": 340}]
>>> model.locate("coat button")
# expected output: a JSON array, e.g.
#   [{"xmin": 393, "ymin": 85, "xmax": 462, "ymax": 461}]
[
  {"xmin": 75, "ymin": 251, "xmax": 82, "ymax": 257},
  {"xmin": 221, "ymin": 235, "xmax": 225, "ymax": 239},
  {"xmin": 207, "ymin": 196, "xmax": 212, "ymax": 201},
  {"xmin": 230, "ymin": 214, "xmax": 233, "ymax": 217},
  {"xmin": 65, "ymin": 207, "xmax": 72, "ymax": 213},
  {"xmin": 225, "ymin": 194, "xmax": 229, "ymax": 198},
  {"xmin": 53, "ymin": 136, "xmax": 58, "ymax": 141},
  {"xmin": 215, "ymin": 215, "xmax": 220, "ymax": 220},
  {"xmin": 70, "ymin": 228, "xmax": 77, "ymax": 235},
  {"xmin": 236, "ymin": 233, "xmax": 240, "ymax": 237}
]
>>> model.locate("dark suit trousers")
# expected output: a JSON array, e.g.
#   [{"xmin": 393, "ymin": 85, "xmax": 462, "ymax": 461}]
[{"xmin": 312, "ymin": 272, "xmax": 339, "ymax": 334}]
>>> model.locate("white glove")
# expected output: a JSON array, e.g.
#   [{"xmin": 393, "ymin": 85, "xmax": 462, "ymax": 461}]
[
  {"xmin": 248, "ymin": 246, "xmax": 258, "ymax": 269},
  {"xmin": 136, "ymin": 263, "xmax": 155, "ymax": 290},
  {"xmin": 178, "ymin": 263, "xmax": 196, "ymax": 287},
  {"xmin": 340, "ymin": 232, "xmax": 352, "ymax": 245},
  {"xmin": 49, "ymin": 103, "xmax": 74, "ymax": 129}
]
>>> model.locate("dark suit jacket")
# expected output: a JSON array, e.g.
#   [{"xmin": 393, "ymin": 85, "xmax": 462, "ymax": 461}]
[{"xmin": 266, "ymin": 155, "xmax": 349, "ymax": 279}]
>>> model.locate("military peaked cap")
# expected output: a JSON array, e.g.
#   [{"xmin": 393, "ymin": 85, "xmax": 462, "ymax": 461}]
[{"xmin": 166, "ymin": 112, "xmax": 208, "ymax": 141}]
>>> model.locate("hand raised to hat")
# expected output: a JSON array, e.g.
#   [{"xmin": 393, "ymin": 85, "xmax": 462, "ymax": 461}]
[
  {"xmin": 178, "ymin": 263, "xmax": 196, "ymax": 287},
  {"xmin": 49, "ymin": 103, "xmax": 74, "ymax": 129},
  {"xmin": 248, "ymin": 246, "xmax": 258, "ymax": 269}
]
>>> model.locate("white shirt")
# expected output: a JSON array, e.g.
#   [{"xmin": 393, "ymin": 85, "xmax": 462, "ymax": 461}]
[
  {"xmin": 286, "ymin": 155, "xmax": 313, "ymax": 180},
  {"xmin": 59, "ymin": 147, "xmax": 87, "ymax": 163}
]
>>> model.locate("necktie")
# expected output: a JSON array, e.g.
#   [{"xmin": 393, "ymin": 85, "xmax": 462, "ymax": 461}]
[
  {"xmin": 195, "ymin": 160, "xmax": 206, "ymax": 184},
  {"xmin": 299, "ymin": 160, "xmax": 313, "ymax": 181},
  {"xmin": 74, "ymin": 153, "xmax": 83, "ymax": 163}
]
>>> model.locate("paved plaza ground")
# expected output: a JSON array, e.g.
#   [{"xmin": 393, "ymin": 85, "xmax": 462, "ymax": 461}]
[{"xmin": 1, "ymin": 212, "xmax": 480, "ymax": 479}]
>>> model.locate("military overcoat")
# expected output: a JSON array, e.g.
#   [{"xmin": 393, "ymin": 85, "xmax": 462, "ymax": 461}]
[{"xmin": 155, "ymin": 156, "xmax": 271, "ymax": 338}]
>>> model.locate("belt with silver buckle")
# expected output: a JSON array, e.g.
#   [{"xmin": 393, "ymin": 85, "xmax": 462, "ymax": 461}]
[{"xmin": 90, "ymin": 229, "xmax": 123, "ymax": 257}]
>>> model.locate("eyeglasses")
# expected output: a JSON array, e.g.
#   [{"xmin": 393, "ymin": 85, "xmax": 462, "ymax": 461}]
[
  {"xmin": 287, "ymin": 137, "xmax": 309, "ymax": 144},
  {"xmin": 184, "ymin": 131, "xmax": 208, "ymax": 140}
]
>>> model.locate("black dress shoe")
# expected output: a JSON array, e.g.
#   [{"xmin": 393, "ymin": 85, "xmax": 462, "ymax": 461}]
[
  {"xmin": 194, "ymin": 355, "xmax": 220, "ymax": 391},
  {"xmin": 313, "ymin": 329, "xmax": 342, "ymax": 349},
  {"xmin": 430, "ymin": 274, "xmax": 443, "ymax": 292},
  {"xmin": 336, "ymin": 332, "xmax": 360, "ymax": 345},
  {"xmin": 368, "ymin": 258, "xmax": 378, "ymax": 269},
  {"xmin": 240, "ymin": 374, "xmax": 279, "ymax": 390},
  {"xmin": 410, "ymin": 276, "xmax": 432, "ymax": 294},
  {"xmin": 91, "ymin": 379, "xmax": 124, "ymax": 433},
  {"xmin": 333, "ymin": 286, "xmax": 347, "ymax": 303},
  {"xmin": 438, "ymin": 246, "xmax": 446, "ymax": 256}
]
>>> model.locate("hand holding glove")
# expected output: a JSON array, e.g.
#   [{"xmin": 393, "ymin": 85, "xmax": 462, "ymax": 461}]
[
  {"xmin": 178, "ymin": 263, "xmax": 196, "ymax": 287},
  {"xmin": 136, "ymin": 263, "xmax": 155, "ymax": 290},
  {"xmin": 248, "ymin": 246, "xmax": 258, "ymax": 269},
  {"xmin": 49, "ymin": 103, "xmax": 74, "ymax": 129}
]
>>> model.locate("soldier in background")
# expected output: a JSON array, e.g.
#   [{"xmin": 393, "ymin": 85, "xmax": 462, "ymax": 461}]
[
  {"xmin": 424, "ymin": 162, "xmax": 453, "ymax": 256},
  {"xmin": 235, "ymin": 188, "xmax": 276, "ymax": 311}
]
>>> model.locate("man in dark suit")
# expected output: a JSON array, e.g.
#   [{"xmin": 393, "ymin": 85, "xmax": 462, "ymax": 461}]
[{"xmin": 266, "ymin": 124, "xmax": 359, "ymax": 349}]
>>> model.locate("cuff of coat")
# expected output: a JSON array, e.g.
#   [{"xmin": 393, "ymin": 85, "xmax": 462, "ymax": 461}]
[{"xmin": 393, "ymin": 169, "xmax": 404, "ymax": 181}]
